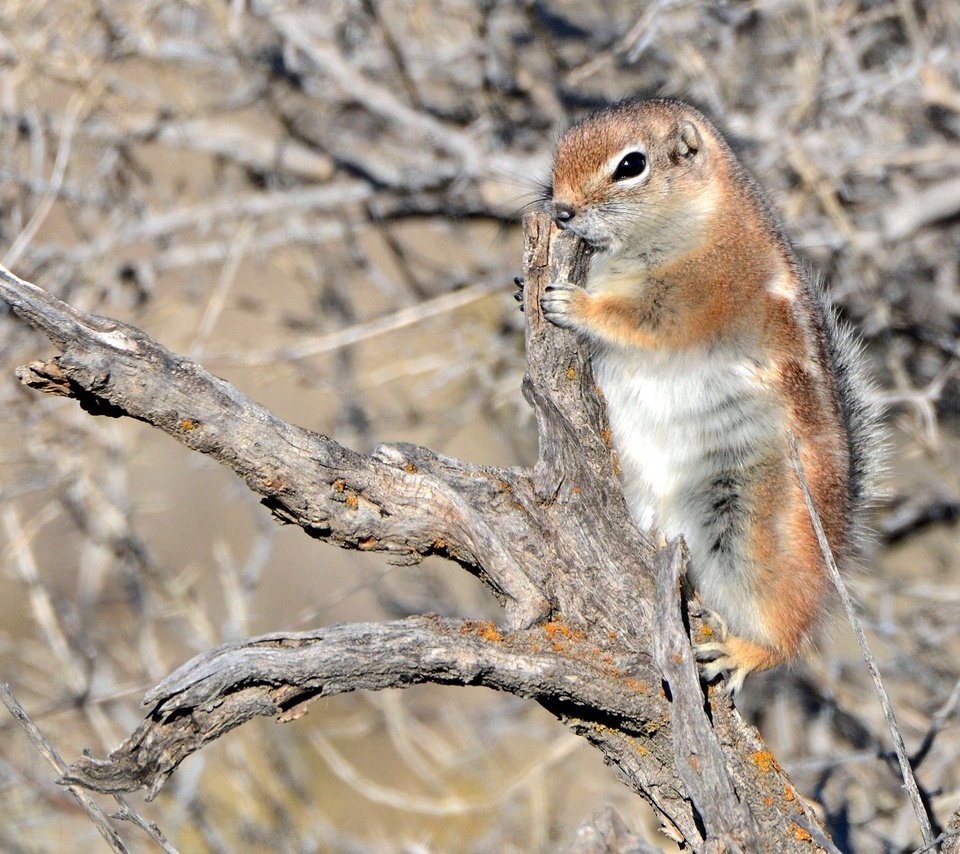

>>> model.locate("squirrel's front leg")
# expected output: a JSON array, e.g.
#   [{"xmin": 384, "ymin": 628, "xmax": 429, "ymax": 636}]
[{"xmin": 541, "ymin": 281, "xmax": 660, "ymax": 349}]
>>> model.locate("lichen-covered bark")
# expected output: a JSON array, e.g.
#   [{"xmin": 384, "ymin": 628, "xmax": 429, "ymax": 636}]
[{"xmin": 0, "ymin": 213, "xmax": 834, "ymax": 851}]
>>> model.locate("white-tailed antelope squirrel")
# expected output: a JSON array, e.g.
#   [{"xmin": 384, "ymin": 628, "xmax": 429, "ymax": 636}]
[{"xmin": 538, "ymin": 97, "xmax": 883, "ymax": 691}]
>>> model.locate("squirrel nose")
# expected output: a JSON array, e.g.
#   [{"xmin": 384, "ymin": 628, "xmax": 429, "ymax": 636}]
[{"xmin": 551, "ymin": 202, "xmax": 576, "ymax": 226}]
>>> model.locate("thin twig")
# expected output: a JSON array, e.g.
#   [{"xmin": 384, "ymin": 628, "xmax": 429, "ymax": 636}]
[
  {"xmin": 0, "ymin": 683, "xmax": 129, "ymax": 854},
  {"xmin": 2, "ymin": 96, "xmax": 80, "ymax": 269},
  {"xmin": 787, "ymin": 431, "xmax": 936, "ymax": 846},
  {"xmin": 911, "ymin": 827, "xmax": 960, "ymax": 854},
  {"xmin": 111, "ymin": 796, "xmax": 181, "ymax": 854}
]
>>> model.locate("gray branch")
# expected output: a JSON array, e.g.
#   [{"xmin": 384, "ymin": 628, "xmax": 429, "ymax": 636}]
[{"xmin": 0, "ymin": 212, "xmax": 830, "ymax": 851}]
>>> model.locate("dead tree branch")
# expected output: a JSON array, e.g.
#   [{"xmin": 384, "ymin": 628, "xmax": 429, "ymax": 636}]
[{"xmin": 0, "ymin": 212, "xmax": 830, "ymax": 851}]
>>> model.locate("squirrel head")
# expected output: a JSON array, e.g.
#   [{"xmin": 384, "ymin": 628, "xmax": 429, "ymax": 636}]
[{"xmin": 550, "ymin": 98, "xmax": 726, "ymax": 264}]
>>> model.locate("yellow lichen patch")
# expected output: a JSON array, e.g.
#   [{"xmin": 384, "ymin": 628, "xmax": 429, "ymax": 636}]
[
  {"xmin": 700, "ymin": 624, "xmax": 714, "ymax": 637},
  {"xmin": 566, "ymin": 366, "xmax": 577, "ymax": 380},
  {"xmin": 637, "ymin": 743, "xmax": 648, "ymax": 756},
  {"xmin": 180, "ymin": 418, "xmax": 196, "ymax": 430},
  {"xmin": 789, "ymin": 824, "xmax": 812, "ymax": 842},
  {"xmin": 752, "ymin": 751, "xmax": 780, "ymax": 773},
  {"xmin": 404, "ymin": 462, "xmax": 418, "ymax": 473},
  {"xmin": 345, "ymin": 494, "xmax": 358, "ymax": 509}
]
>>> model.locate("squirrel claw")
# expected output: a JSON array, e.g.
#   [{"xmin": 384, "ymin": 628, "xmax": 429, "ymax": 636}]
[
  {"xmin": 697, "ymin": 647, "xmax": 749, "ymax": 694},
  {"xmin": 513, "ymin": 275, "xmax": 525, "ymax": 310},
  {"xmin": 693, "ymin": 609, "xmax": 748, "ymax": 693}
]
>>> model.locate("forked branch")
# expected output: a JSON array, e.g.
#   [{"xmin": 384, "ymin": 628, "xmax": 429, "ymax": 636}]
[{"xmin": 0, "ymin": 213, "xmax": 830, "ymax": 851}]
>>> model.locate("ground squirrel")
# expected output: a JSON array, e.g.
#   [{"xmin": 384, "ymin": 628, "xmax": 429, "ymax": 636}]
[{"xmin": 537, "ymin": 97, "xmax": 883, "ymax": 691}]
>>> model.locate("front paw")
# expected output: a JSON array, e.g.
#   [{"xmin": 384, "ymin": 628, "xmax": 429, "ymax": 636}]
[{"xmin": 540, "ymin": 281, "xmax": 583, "ymax": 330}]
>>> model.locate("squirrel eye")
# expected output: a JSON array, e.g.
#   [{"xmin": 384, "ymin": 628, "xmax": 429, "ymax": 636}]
[{"xmin": 613, "ymin": 151, "xmax": 647, "ymax": 181}]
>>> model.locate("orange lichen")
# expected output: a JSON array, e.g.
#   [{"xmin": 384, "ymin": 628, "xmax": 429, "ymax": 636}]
[
  {"xmin": 600, "ymin": 427, "xmax": 613, "ymax": 447},
  {"xmin": 404, "ymin": 463, "xmax": 418, "ymax": 473},
  {"xmin": 545, "ymin": 621, "xmax": 571, "ymax": 638},
  {"xmin": 784, "ymin": 786, "xmax": 795, "ymax": 802},
  {"xmin": 180, "ymin": 418, "xmax": 196, "ymax": 430},
  {"xmin": 789, "ymin": 824, "xmax": 812, "ymax": 842},
  {"xmin": 477, "ymin": 621, "xmax": 503, "ymax": 642},
  {"xmin": 566, "ymin": 366, "xmax": 577, "ymax": 380},
  {"xmin": 700, "ymin": 624, "xmax": 714, "ymax": 637},
  {"xmin": 345, "ymin": 494, "xmax": 358, "ymax": 510},
  {"xmin": 358, "ymin": 537, "xmax": 377, "ymax": 549},
  {"xmin": 608, "ymin": 630, "xmax": 618, "ymax": 639},
  {"xmin": 333, "ymin": 479, "xmax": 346, "ymax": 493},
  {"xmin": 552, "ymin": 642, "xmax": 564, "ymax": 652},
  {"xmin": 689, "ymin": 756, "xmax": 699, "ymax": 771},
  {"xmin": 752, "ymin": 751, "xmax": 780, "ymax": 773}
]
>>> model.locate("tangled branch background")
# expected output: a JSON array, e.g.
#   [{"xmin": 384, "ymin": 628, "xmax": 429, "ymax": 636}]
[{"xmin": 1, "ymin": 1, "xmax": 959, "ymax": 851}]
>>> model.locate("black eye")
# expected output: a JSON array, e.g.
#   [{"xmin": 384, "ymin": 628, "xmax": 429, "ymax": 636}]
[{"xmin": 613, "ymin": 151, "xmax": 647, "ymax": 181}]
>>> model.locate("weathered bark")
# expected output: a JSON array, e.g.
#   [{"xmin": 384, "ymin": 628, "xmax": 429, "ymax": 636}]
[{"xmin": 0, "ymin": 213, "xmax": 835, "ymax": 851}]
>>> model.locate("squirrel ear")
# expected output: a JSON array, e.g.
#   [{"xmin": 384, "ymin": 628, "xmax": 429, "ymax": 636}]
[{"xmin": 673, "ymin": 121, "xmax": 702, "ymax": 160}]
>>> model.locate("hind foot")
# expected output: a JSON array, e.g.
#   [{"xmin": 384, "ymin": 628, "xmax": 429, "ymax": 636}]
[{"xmin": 694, "ymin": 610, "xmax": 787, "ymax": 694}]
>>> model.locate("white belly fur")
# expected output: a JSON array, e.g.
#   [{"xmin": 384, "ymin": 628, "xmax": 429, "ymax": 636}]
[{"xmin": 594, "ymin": 344, "xmax": 785, "ymax": 640}]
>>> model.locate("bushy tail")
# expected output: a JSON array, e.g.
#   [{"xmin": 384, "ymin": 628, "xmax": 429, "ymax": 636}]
[{"xmin": 813, "ymin": 279, "xmax": 888, "ymax": 549}]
